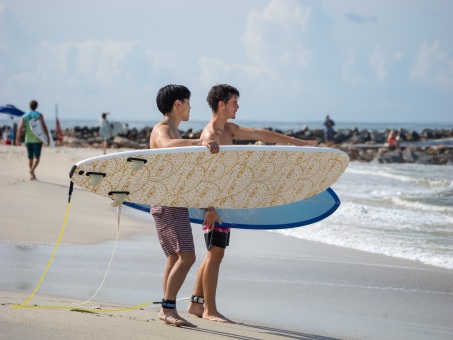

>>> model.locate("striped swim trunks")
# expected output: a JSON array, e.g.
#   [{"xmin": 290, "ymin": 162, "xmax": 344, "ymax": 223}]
[{"xmin": 151, "ymin": 205, "xmax": 195, "ymax": 257}]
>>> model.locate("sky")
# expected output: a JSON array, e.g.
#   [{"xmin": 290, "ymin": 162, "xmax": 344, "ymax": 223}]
[{"xmin": 1, "ymin": 0, "xmax": 452, "ymax": 125}]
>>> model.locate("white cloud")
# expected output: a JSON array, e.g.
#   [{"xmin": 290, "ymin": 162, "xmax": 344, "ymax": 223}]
[
  {"xmin": 369, "ymin": 45, "xmax": 403, "ymax": 81},
  {"xmin": 410, "ymin": 40, "xmax": 453, "ymax": 90},
  {"xmin": 241, "ymin": 0, "xmax": 312, "ymax": 72},
  {"xmin": 36, "ymin": 40, "xmax": 152, "ymax": 84},
  {"xmin": 21, "ymin": 39, "xmax": 189, "ymax": 99},
  {"xmin": 341, "ymin": 50, "xmax": 363, "ymax": 85},
  {"xmin": 197, "ymin": 0, "xmax": 313, "ymax": 91},
  {"xmin": 197, "ymin": 57, "xmax": 245, "ymax": 87},
  {"xmin": 261, "ymin": 0, "xmax": 310, "ymax": 31}
]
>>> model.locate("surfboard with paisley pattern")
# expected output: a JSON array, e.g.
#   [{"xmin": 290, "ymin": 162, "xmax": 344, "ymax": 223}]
[{"xmin": 69, "ymin": 145, "xmax": 349, "ymax": 209}]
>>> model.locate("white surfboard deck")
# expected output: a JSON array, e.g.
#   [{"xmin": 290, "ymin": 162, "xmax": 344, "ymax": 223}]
[
  {"xmin": 99, "ymin": 121, "xmax": 124, "ymax": 139},
  {"xmin": 123, "ymin": 187, "xmax": 340, "ymax": 230},
  {"xmin": 69, "ymin": 145, "xmax": 349, "ymax": 209},
  {"xmin": 29, "ymin": 118, "xmax": 54, "ymax": 147}
]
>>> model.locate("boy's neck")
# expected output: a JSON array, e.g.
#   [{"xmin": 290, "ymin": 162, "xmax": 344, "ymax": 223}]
[
  {"xmin": 164, "ymin": 115, "xmax": 180, "ymax": 129},
  {"xmin": 211, "ymin": 112, "xmax": 227, "ymax": 129}
]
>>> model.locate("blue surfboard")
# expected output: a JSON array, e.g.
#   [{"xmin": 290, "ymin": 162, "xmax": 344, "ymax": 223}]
[{"xmin": 123, "ymin": 188, "xmax": 340, "ymax": 230}]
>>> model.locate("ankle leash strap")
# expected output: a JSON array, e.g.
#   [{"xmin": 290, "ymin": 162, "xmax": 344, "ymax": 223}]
[
  {"xmin": 191, "ymin": 295, "xmax": 204, "ymax": 304},
  {"xmin": 161, "ymin": 299, "xmax": 176, "ymax": 309}
]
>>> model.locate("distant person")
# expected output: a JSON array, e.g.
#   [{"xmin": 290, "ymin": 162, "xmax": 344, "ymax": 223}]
[
  {"xmin": 10, "ymin": 122, "xmax": 18, "ymax": 145},
  {"xmin": 2, "ymin": 126, "xmax": 11, "ymax": 144},
  {"xmin": 387, "ymin": 130, "xmax": 400, "ymax": 150},
  {"xmin": 187, "ymin": 84, "xmax": 318, "ymax": 324},
  {"xmin": 15, "ymin": 100, "xmax": 50, "ymax": 180},
  {"xmin": 150, "ymin": 84, "xmax": 219, "ymax": 328},
  {"xmin": 99, "ymin": 112, "xmax": 112, "ymax": 155},
  {"xmin": 323, "ymin": 115, "xmax": 335, "ymax": 145}
]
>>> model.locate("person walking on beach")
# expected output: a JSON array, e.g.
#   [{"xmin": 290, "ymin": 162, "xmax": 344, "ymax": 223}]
[
  {"xmin": 323, "ymin": 115, "xmax": 335, "ymax": 145},
  {"xmin": 150, "ymin": 84, "xmax": 219, "ymax": 328},
  {"xmin": 187, "ymin": 84, "xmax": 318, "ymax": 323},
  {"xmin": 15, "ymin": 100, "xmax": 50, "ymax": 180},
  {"xmin": 99, "ymin": 112, "xmax": 112, "ymax": 155}
]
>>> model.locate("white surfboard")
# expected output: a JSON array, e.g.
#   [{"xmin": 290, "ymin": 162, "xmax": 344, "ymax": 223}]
[
  {"xmin": 29, "ymin": 117, "xmax": 54, "ymax": 147},
  {"xmin": 99, "ymin": 121, "xmax": 125, "ymax": 139},
  {"xmin": 69, "ymin": 145, "xmax": 349, "ymax": 209}
]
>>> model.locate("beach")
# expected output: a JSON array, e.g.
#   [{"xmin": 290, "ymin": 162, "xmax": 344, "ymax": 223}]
[{"xmin": 1, "ymin": 144, "xmax": 453, "ymax": 340}]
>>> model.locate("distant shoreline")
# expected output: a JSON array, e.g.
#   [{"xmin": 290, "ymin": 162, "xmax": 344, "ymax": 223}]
[
  {"xmin": 2, "ymin": 122, "xmax": 452, "ymax": 164},
  {"xmin": 62, "ymin": 125, "xmax": 453, "ymax": 165},
  {"xmin": 1, "ymin": 117, "xmax": 452, "ymax": 133}
]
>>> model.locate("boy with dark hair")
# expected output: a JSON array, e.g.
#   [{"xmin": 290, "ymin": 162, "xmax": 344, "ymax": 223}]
[
  {"xmin": 150, "ymin": 84, "xmax": 219, "ymax": 327},
  {"xmin": 188, "ymin": 84, "xmax": 318, "ymax": 323}
]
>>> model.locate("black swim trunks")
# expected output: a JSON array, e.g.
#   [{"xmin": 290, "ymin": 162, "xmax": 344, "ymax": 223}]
[{"xmin": 202, "ymin": 225, "xmax": 230, "ymax": 249}]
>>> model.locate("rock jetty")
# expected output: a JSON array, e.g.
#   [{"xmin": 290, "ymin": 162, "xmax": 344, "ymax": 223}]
[{"xmin": 4, "ymin": 124, "xmax": 452, "ymax": 165}]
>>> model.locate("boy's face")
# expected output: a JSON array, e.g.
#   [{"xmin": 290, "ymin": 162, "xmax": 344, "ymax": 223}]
[
  {"xmin": 223, "ymin": 95, "xmax": 239, "ymax": 119},
  {"xmin": 178, "ymin": 98, "xmax": 191, "ymax": 121}
]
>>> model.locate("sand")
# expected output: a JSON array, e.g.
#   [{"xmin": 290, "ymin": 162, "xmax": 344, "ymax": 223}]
[{"xmin": 1, "ymin": 144, "xmax": 453, "ymax": 340}]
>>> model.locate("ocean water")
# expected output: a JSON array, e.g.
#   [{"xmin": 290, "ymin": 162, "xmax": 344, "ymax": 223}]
[{"xmin": 275, "ymin": 161, "xmax": 453, "ymax": 270}]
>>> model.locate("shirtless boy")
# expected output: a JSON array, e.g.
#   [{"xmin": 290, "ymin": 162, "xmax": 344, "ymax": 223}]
[
  {"xmin": 188, "ymin": 84, "xmax": 318, "ymax": 323},
  {"xmin": 150, "ymin": 84, "xmax": 218, "ymax": 327}
]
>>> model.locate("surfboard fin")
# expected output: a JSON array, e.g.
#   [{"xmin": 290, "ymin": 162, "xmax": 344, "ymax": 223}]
[
  {"xmin": 127, "ymin": 157, "xmax": 147, "ymax": 170},
  {"xmin": 86, "ymin": 172, "xmax": 106, "ymax": 186},
  {"xmin": 108, "ymin": 191, "xmax": 130, "ymax": 207}
]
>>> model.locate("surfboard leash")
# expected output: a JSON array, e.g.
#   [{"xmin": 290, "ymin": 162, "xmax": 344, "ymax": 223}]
[
  {"xmin": 12, "ymin": 181, "xmax": 74, "ymax": 309},
  {"xmin": 73, "ymin": 204, "xmax": 122, "ymax": 306},
  {"xmin": 11, "ymin": 181, "xmax": 170, "ymax": 313}
]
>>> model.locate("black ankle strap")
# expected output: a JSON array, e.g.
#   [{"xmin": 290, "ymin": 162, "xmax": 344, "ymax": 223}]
[
  {"xmin": 191, "ymin": 295, "xmax": 204, "ymax": 304},
  {"xmin": 161, "ymin": 299, "xmax": 176, "ymax": 309}
]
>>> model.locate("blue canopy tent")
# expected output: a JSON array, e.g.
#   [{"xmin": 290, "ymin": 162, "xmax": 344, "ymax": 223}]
[
  {"xmin": 0, "ymin": 104, "xmax": 25, "ymax": 117},
  {"xmin": 0, "ymin": 105, "xmax": 24, "ymax": 144}
]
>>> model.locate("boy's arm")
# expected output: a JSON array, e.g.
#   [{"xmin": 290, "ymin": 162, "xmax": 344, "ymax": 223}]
[
  {"xmin": 15, "ymin": 118, "xmax": 24, "ymax": 145},
  {"xmin": 230, "ymin": 124, "xmax": 318, "ymax": 146}
]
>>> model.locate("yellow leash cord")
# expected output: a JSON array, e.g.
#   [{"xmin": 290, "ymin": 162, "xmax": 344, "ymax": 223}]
[
  {"xmin": 11, "ymin": 182, "xmax": 168, "ymax": 313},
  {"xmin": 12, "ymin": 182, "xmax": 74, "ymax": 309},
  {"xmin": 74, "ymin": 205, "xmax": 122, "ymax": 306}
]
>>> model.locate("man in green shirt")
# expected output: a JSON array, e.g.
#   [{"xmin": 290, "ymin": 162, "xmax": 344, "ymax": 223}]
[{"xmin": 16, "ymin": 100, "xmax": 50, "ymax": 180}]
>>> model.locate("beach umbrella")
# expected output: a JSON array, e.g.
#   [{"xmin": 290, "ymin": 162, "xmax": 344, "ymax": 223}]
[{"xmin": 0, "ymin": 104, "xmax": 25, "ymax": 117}]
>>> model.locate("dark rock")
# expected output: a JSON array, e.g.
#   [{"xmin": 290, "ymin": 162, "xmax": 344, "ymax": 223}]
[
  {"xmin": 402, "ymin": 148, "xmax": 417, "ymax": 162},
  {"xmin": 46, "ymin": 125, "xmax": 453, "ymax": 165},
  {"xmin": 112, "ymin": 136, "xmax": 141, "ymax": 149},
  {"xmin": 378, "ymin": 150, "xmax": 404, "ymax": 163}
]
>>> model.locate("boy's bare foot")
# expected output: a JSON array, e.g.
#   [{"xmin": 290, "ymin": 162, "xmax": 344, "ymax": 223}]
[
  {"xmin": 203, "ymin": 311, "xmax": 235, "ymax": 324},
  {"xmin": 158, "ymin": 309, "xmax": 197, "ymax": 328},
  {"xmin": 30, "ymin": 170, "xmax": 36, "ymax": 180},
  {"xmin": 187, "ymin": 302, "xmax": 204, "ymax": 318}
]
